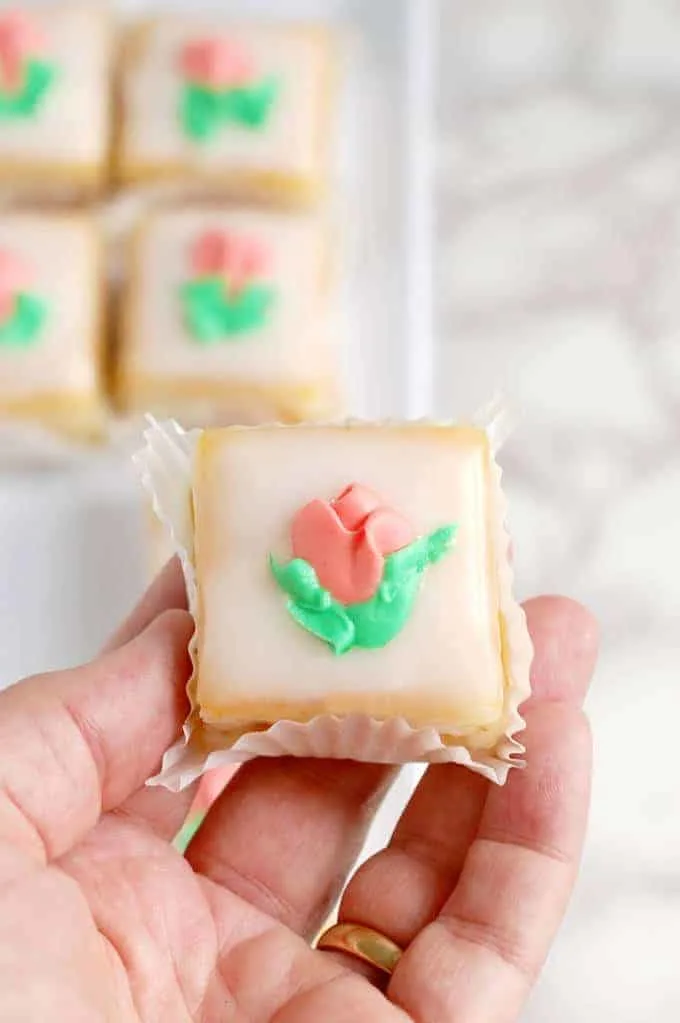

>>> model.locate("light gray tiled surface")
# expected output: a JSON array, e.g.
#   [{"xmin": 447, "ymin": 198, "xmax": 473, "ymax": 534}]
[{"xmin": 436, "ymin": 1, "xmax": 680, "ymax": 1017}]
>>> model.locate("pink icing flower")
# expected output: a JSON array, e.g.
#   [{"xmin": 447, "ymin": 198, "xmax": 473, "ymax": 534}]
[
  {"xmin": 180, "ymin": 37, "xmax": 254, "ymax": 90},
  {"xmin": 0, "ymin": 247, "xmax": 30, "ymax": 322},
  {"xmin": 0, "ymin": 11, "xmax": 45, "ymax": 93},
  {"xmin": 191, "ymin": 230, "xmax": 270, "ymax": 294},
  {"xmin": 291, "ymin": 484, "xmax": 416, "ymax": 605}
]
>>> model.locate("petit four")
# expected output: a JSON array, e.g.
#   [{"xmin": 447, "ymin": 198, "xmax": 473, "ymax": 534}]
[
  {"xmin": 137, "ymin": 419, "xmax": 533, "ymax": 784},
  {"xmin": 0, "ymin": 5, "xmax": 111, "ymax": 200},
  {"xmin": 119, "ymin": 18, "xmax": 334, "ymax": 204},
  {"xmin": 0, "ymin": 214, "xmax": 103, "ymax": 438},
  {"xmin": 119, "ymin": 207, "xmax": 339, "ymax": 425}
]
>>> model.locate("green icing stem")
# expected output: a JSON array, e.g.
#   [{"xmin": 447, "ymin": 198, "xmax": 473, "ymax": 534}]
[
  {"xmin": 0, "ymin": 293, "xmax": 47, "ymax": 347},
  {"xmin": 181, "ymin": 77, "xmax": 280, "ymax": 141},
  {"xmin": 181, "ymin": 277, "xmax": 275, "ymax": 342},
  {"xmin": 0, "ymin": 60, "xmax": 56, "ymax": 118},
  {"xmin": 270, "ymin": 524, "xmax": 459, "ymax": 656}
]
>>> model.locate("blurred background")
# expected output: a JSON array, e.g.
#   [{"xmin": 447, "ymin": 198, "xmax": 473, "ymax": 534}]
[
  {"xmin": 0, "ymin": 1, "xmax": 678, "ymax": 1018},
  {"xmin": 436, "ymin": 2, "xmax": 680, "ymax": 1018}
]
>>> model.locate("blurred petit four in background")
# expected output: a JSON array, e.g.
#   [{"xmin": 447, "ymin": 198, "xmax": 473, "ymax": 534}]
[
  {"xmin": 117, "ymin": 207, "xmax": 340, "ymax": 427},
  {"xmin": 0, "ymin": 4, "xmax": 112, "ymax": 202},
  {"xmin": 118, "ymin": 18, "xmax": 335, "ymax": 205},
  {"xmin": 0, "ymin": 213, "xmax": 105, "ymax": 439}
]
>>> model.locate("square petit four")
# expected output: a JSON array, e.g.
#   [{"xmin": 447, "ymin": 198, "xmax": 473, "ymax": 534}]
[
  {"xmin": 119, "ymin": 208, "xmax": 340, "ymax": 425},
  {"xmin": 0, "ymin": 5, "xmax": 111, "ymax": 199},
  {"xmin": 119, "ymin": 18, "xmax": 334, "ymax": 204},
  {"xmin": 0, "ymin": 214, "xmax": 103, "ymax": 438},
  {"xmin": 192, "ymin": 424, "xmax": 527, "ymax": 747},
  {"xmin": 136, "ymin": 418, "xmax": 531, "ymax": 786}
]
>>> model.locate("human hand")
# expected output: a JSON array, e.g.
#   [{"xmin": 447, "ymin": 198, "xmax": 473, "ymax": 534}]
[{"xmin": 0, "ymin": 560, "xmax": 597, "ymax": 1022}]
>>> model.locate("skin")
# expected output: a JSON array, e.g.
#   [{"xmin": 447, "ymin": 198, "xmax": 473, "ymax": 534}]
[{"xmin": 0, "ymin": 559, "xmax": 598, "ymax": 1022}]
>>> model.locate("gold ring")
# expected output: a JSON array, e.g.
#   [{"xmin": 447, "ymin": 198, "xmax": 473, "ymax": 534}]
[{"xmin": 316, "ymin": 922, "xmax": 403, "ymax": 977}]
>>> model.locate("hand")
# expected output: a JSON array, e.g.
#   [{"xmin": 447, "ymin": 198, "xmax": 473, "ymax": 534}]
[{"xmin": 0, "ymin": 560, "xmax": 597, "ymax": 1022}]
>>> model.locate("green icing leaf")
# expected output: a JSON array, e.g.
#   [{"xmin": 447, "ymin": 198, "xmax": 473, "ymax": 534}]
[
  {"xmin": 270, "ymin": 523, "xmax": 459, "ymax": 655},
  {"xmin": 182, "ymin": 277, "xmax": 274, "ymax": 342},
  {"xmin": 181, "ymin": 278, "xmax": 226, "ymax": 343},
  {"xmin": 181, "ymin": 84, "xmax": 222, "ymax": 141},
  {"xmin": 180, "ymin": 77, "xmax": 279, "ymax": 141},
  {"xmin": 288, "ymin": 602, "xmax": 356, "ymax": 656},
  {"xmin": 380, "ymin": 525, "xmax": 459, "ymax": 601},
  {"xmin": 269, "ymin": 556, "xmax": 331, "ymax": 611},
  {"xmin": 220, "ymin": 283, "xmax": 274, "ymax": 333},
  {"xmin": 0, "ymin": 61, "xmax": 56, "ymax": 118},
  {"xmin": 221, "ymin": 77, "xmax": 279, "ymax": 128},
  {"xmin": 0, "ymin": 293, "xmax": 47, "ymax": 347},
  {"xmin": 268, "ymin": 556, "xmax": 353, "ymax": 654},
  {"xmin": 426, "ymin": 524, "xmax": 459, "ymax": 564},
  {"xmin": 345, "ymin": 570, "xmax": 422, "ymax": 650}
]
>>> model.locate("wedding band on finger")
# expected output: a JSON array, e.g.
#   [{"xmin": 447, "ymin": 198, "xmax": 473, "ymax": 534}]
[{"xmin": 316, "ymin": 922, "xmax": 403, "ymax": 977}]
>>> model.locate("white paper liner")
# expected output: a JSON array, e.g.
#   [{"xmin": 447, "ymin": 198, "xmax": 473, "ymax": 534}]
[{"xmin": 136, "ymin": 414, "xmax": 533, "ymax": 789}]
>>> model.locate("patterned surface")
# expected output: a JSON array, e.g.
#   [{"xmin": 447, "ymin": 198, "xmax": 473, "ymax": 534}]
[{"xmin": 436, "ymin": 2, "xmax": 680, "ymax": 1017}]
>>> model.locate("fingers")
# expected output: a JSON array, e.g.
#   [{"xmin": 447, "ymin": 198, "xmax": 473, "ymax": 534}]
[
  {"xmin": 331, "ymin": 597, "xmax": 598, "ymax": 987},
  {"xmin": 389, "ymin": 703, "xmax": 592, "ymax": 1022},
  {"xmin": 187, "ymin": 758, "xmax": 395, "ymax": 938},
  {"xmin": 103, "ymin": 557, "xmax": 187, "ymax": 652},
  {"xmin": 0, "ymin": 609, "xmax": 193, "ymax": 865},
  {"xmin": 95, "ymin": 559, "xmax": 193, "ymax": 844}
]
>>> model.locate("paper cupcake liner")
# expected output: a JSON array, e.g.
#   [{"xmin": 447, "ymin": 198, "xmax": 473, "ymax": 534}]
[{"xmin": 135, "ymin": 413, "xmax": 533, "ymax": 790}]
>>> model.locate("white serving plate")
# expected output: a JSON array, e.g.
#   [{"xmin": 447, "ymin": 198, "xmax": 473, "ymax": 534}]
[{"xmin": 0, "ymin": 0, "xmax": 436, "ymax": 859}]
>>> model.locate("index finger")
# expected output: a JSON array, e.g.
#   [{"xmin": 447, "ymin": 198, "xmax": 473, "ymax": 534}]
[{"xmin": 0, "ymin": 609, "xmax": 193, "ymax": 869}]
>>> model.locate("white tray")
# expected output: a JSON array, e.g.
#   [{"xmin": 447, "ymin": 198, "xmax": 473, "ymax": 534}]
[{"xmin": 0, "ymin": 0, "xmax": 437, "ymax": 860}]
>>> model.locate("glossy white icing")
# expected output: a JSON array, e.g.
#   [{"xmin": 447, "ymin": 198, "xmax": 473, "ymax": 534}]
[
  {"xmin": 0, "ymin": 215, "xmax": 99, "ymax": 401},
  {"xmin": 194, "ymin": 426, "xmax": 506, "ymax": 729},
  {"xmin": 122, "ymin": 19, "xmax": 329, "ymax": 181},
  {"xmin": 0, "ymin": 4, "xmax": 109, "ymax": 168},
  {"xmin": 126, "ymin": 207, "xmax": 333, "ymax": 388}
]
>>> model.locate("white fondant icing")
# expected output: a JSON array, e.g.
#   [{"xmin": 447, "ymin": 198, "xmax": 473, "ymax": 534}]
[{"xmin": 196, "ymin": 426, "xmax": 505, "ymax": 723}]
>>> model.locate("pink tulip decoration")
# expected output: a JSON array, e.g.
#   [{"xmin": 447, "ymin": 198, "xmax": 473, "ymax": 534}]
[
  {"xmin": 291, "ymin": 484, "xmax": 416, "ymax": 606},
  {"xmin": 0, "ymin": 11, "xmax": 45, "ymax": 93},
  {"xmin": 191, "ymin": 229, "xmax": 271, "ymax": 295},
  {"xmin": 0, "ymin": 248, "xmax": 30, "ymax": 323},
  {"xmin": 180, "ymin": 37, "xmax": 254, "ymax": 91}
]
